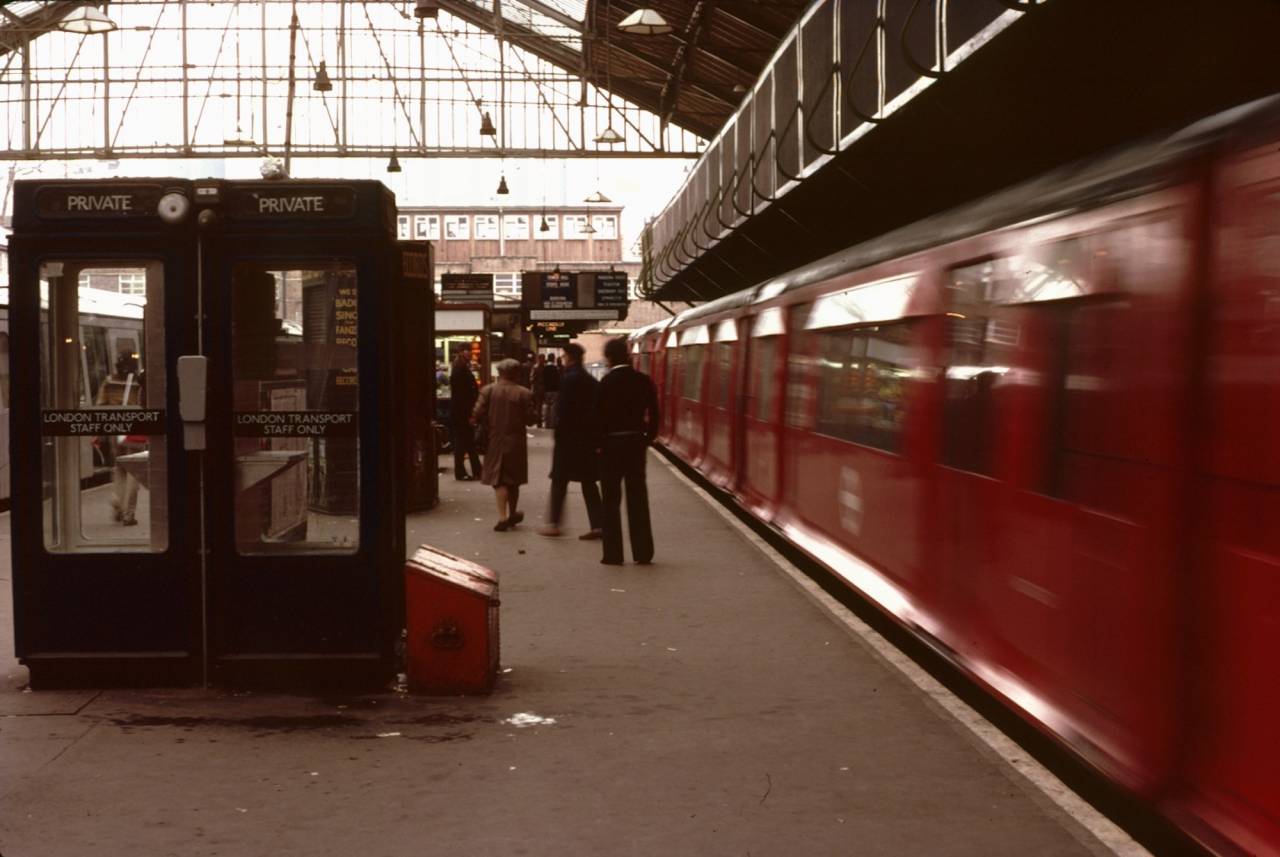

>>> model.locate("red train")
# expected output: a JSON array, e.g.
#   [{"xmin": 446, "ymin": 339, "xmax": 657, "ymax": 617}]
[{"xmin": 632, "ymin": 96, "xmax": 1280, "ymax": 856}]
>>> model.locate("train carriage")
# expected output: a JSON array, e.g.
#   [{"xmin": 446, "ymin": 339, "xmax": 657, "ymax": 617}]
[{"xmin": 637, "ymin": 95, "xmax": 1280, "ymax": 857}]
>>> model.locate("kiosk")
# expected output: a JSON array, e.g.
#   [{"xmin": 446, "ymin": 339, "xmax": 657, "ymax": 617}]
[{"xmin": 8, "ymin": 178, "xmax": 432, "ymax": 689}]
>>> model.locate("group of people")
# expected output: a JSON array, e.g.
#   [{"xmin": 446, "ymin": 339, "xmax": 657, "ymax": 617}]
[{"xmin": 447, "ymin": 338, "xmax": 659, "ymax": 566}]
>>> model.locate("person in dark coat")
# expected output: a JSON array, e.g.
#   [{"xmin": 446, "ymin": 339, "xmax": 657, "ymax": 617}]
[
  {"xmin": 540, "ymin": 355, "xmax": 562, "ymax": 428},
  {"xmin": 595, "ymin": 337, "xmax": 660, "ymax": 565},
  {"xmin": 449, "ymin": 349, "xmax": 482, "ymax": 480},
  {"xmin": 539, "ymin": 343, "xmax": 603, "ymax": 539}
]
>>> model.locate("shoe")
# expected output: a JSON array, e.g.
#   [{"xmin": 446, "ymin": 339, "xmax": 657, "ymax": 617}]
[
  {"xmin": 494, "ymin": 520, "xmax": 510, "ymax": 532},
  {"xmin": 509, "ymin": 511, "xmax": 524, "ymax": 527},
  {"xmin": 600, "ymin": 558, "xmax": 624, "ymax": 566},
  {"xmin": 635, "ymin": 559, "xmax": 652, "ymax": 565},
  {"xmin": 121, "ymin": 516, "xmax": 138, "ymax": 527},
  {"xmin": 578, "ymin": 529, "xmax": 602, "ymax": 541},
  {"xmin": 538, "ymin": 526, "xmax": 563, "ymax": 537}
]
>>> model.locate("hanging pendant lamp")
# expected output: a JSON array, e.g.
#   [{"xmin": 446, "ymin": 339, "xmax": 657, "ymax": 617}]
[
  {"xmin": 593, "ymin": 126, "xmax": 624, "ymax": 145},
  {"xmin": 414, "ymin": 0, "xmax": 441, "ymax": 18},
  {"xmin": 58, "ymin": 6, "xmax": 118, "ymax": 34},
  {"xmin": 314, "ymin": 61, "xmax": 333, "ymax": 92},
  {"xmin": 497, "ymin": 175, "xmax": 510, "ymax": 195},
  {"xmin": 387, "ymin": 153, "xmax": 402, "ymax": 173},
  {"xmin": 480, "ymin": 112, "xmax": 497, "ymax": 137},
  {"xmin": 581, "ymin": 220, "xmax": 598, "ymax": 235},
  {"xmin": 540, "ymin": 216, "xmax": 551, "ymax": 233},
  {"xmin": 584, "ymin": 190, "xmax": 611, "ymax": 204},
  {"xmin": 617, "ymin": 9, "xmax": 673, "ymax": 36}
]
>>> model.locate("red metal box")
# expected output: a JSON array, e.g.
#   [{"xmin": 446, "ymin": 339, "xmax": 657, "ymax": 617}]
[{"xmin": 404, "ymin": 546, "xmax": 500, "ymax": 694}]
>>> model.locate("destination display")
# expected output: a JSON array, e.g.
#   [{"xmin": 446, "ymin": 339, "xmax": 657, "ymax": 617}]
[
  {"xmin": 441, "ymin": 273, "xmax": 494, "ymax": 306},
  {"xmin": 233, "ymin": 411, "xmax": 358, "ymax": 438},
  {"xmin": 229, "ymin": 186, "xmax": 356, "ymax": 219},
  {"xmin": 42, "ymin": 409, "xmax": 165, "ymax": 436},
  {"xmin": 521, "ymin": 270, "xmax": 629, "ymax": 322},
  {"xmin": 35, "ymin": 184, "xmax": 165, "ymax": 219}
]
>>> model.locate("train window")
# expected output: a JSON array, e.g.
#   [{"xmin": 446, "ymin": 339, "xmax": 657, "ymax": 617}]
[
  {"xmin": 785, "ymin": 304, "xmax": 815, "ymax": 428},
  {"xmin": 748, "ymin": 335, "xmax": 779, "ymax": 421},
  {"xmin": 232, "ymin": 262, "xmax": 359, "ymax": 555},
  {"xmin": 681, "ymin": 345, "xmax": 706, "ymax": 402},
  {"xmin": 39, "ymin": 262, "xmax": 168, "ymax": 553},
  {"xmin": 942, "ymin": 260, "xmax": 1021, "ymax": 476},
  {"xmin": 814, "ymin": 322, "xmax": 916, "ymax": 453}
]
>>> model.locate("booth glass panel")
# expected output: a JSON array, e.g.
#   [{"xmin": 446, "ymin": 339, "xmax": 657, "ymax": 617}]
[
  {"xmin": 39, "ymin": 261, "xmax": 168, "ymax": 552},
  {"xmin": 231, "ymin": 262, "xmax": 359, "ymax": 554}
]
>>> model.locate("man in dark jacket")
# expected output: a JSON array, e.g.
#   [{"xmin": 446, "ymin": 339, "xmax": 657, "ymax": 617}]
[
  {"xmin": 449, "ymin": 349, "xmax": 482, "ymax": 480},
  {"xmin": 539, "ymin": 343, "xmax": 603, "ymax": 538},
  {"xmin": 595, "ymin": 337, "xmax": 660, "ymax": 565}
]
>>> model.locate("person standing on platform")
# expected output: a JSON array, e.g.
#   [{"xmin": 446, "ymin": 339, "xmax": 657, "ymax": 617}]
[
  {"xmin": 530, "ymin": 353, "xmax": 548, "ymax": 428},
  {"xmin": 539, "ymin": 343, "xmax": 603, "ymax": 540},
  {"xmin": 541, "ymin": 353, "xmax": 562, "ymax": 429},
  {"xmin": 449, "ymin": 349, "xmax": 482, "ymax": 481},
  {"xmin": 473, "ymin": 359, "xmax": 536, "ymax": 531},
  {"xmin": 596, "ymin": 337, "xmax": 659, "ymax": 565},
  {"xmin": 96, "ymin": 353, "xmax": 144, "ymax": 526}
]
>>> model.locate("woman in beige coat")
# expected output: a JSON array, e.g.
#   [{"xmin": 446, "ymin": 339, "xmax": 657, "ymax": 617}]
[{"xmin": 473, "ymin": 359, "xmax": 537, "ymax": 530}]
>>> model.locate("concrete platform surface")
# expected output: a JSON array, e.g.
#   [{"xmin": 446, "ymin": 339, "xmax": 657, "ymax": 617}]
[{"xmin": 0, "ymin": 431, "xmax": 1124, "ymax": 857}]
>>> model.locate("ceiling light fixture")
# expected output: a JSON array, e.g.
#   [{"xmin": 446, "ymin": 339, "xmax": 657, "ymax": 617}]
[
  {"xmin": 584, "ymin": 190, "xmax": 612, "ymax": 204},
  {"xmin": 593, "ymin": 126, "xmax": 624, "ymax": 145},
  {"xmin": 497, "ymin": 175, "xmax": 510, "ymax": 195},
  {"xmin": 413, "ymin": 0, "xmax": 440, "ymax": 18},
  {"xmin": 617, "ymin": 9, "xmax": 673, "ymax": 36},
  {"xmin": 387, "ymin": 153, "xmax": 402, "ymax": 173},
  {"xmin": 58, "ymin": 6, "xmax": 118, "ymax": 34},
  {"xmin": 581, "ymin": 220, "xmax": 598, "ymax": 235},
  {"xmin": 314, "ymin": 61, "xmax": 333, "ymax": 92},
  {"xmin": 480, "ymin": 111, "xmax": 497, "ymax": 137}
]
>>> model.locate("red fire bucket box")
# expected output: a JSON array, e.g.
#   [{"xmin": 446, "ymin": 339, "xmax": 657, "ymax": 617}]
[{"xmin": 404, "ymin": 546, "xmax": 500, "ymax": 695}]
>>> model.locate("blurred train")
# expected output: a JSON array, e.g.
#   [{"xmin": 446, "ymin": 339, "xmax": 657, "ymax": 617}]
[
  {"xmin": 0, "ymin": 281, "xmax": 145, "ymax": 505},
  {"xmin": 632, "ymin": 96, "xmax": 1280, "ymax": 856}
]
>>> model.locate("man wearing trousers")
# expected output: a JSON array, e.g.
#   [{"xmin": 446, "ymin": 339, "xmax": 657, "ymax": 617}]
[
  {"xmin": 539, "ymin": 343, "xmax": 604, "ymax": 539},
  {"xmin": 596, "ymin": 337, "xmax": 660, "ymax": 565},
  {"xmin": 450, "ymin": 349, "xmax": 482, "ymax": 481}
]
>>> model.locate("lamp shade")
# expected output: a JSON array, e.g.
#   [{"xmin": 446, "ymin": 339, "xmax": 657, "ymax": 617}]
[
  {"xmin": 617, "ymin": 9, "xmax": 673, "ymax": 36},
  {"xmin": 593, "ymin": 126, "xmax": 624, "ymax": 145},
  {"xmin": 497, "ymin": 175, "xmax": 509, "ymax": 195},
  {"xmin": 584, "ymin": 190, "xmax": 612, "ymax": 204},
  {"xmin": 387, "ymin": 154, "xmax": 402, "ymax": 173},
  {"xmin": 581, "ymin": 220, "xmax": 598, "ymax": 234},
  {"xmin": 314, "ymin": 61, "xmax": 333, "ymax": 92},
  {"xmin": 58, "ymin": 7, "xmax": 118, "ymax": 34},
  {"xmin": 480, "ymin": 112, "xmax": 497, "ymax": 136},
  {"xmin": 414, "ymin": 0, "xmax": 440, "ymax": 18}
]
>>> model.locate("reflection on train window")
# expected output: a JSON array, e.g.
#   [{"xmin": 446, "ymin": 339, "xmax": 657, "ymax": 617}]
[
  {"xmin": 749, "ymin": 336, "xmax": 778, "ymax": 421},
  {"xmin": 814, "ymin": 322, "xmax": 915, "ymax": 453},
  {"xmin": 232, "ymin": 262, "xmax": 359, "ymax": 555},
  {"xmin": 943, "ymin": 260, "xmax": 1019, "ymax": 476},
  {"xmin": 39, "ymin": 262, "xmax": 168, "ymax": 553},
  {"xmin": 712, "ymin": 342, "xmax": 733, "ymax": 409},
  {"xmin": 785, "ymin": 304, "xmax": 814, "ymax": 428},
  {"xmin": 681, "ymin": 345, "xmax": 705, "ymax": 402}
]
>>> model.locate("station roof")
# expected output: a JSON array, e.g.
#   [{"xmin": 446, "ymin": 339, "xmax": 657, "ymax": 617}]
[{"xmin": 438, "ymin": 0, "xmax": 809, "ymax": 139}]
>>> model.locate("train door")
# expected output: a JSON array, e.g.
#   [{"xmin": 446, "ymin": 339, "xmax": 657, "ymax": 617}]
[
  {"xmin": 740, "ymin": 307, "xmax": 785, "ymax": 516},
  {"xmin": 703, "ymin": 320, "xmax": 737, "ymax": 486}
]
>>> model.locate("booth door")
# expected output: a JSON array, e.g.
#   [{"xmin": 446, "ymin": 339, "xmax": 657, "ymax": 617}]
[
  {"xmin": 24, "ymin": 255, "xmax": 187, "ymax": 660},
  {"xmin": 201, "ymin": 253, "xmax": 384, "ymax": 669}
]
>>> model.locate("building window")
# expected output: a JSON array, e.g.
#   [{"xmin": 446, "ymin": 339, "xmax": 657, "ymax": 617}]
[
  {"xmin": 414, "ymin": 215, "xmax": 440, "ymax": 240},
  {"xmin": 493, "ymin": 272, "xmax": 520, "ymax": 297},
  {"xmin": 591, "ymin": 215, "xmax": 618, "ymax": 239},
  {"xmin": 564, "ymin": 215, "xmax": 589, "ymax": 239},
  {"xmin": 474, "ymin": 214, "xmax": 499, "ymax": 240},
  {"xmin": 535, "ymin": 214, "xmax": 558, "ymax": 240},
  {"xmin": 118, "ymin": 272, "xmax": 147, "ymax": 295},
  {"xmin": 397, "ymin": 215, "xmax": 410, "ymax": 240},
  {"xmin": 444, "ymin": 215, "xmax": 469, "ymax": 240},
  {"xmin": 503, "ymin": 215, "xmax": 530, "ymax": 240}
]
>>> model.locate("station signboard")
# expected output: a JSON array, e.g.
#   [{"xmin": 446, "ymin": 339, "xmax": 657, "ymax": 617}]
[
  {"xmin": 521, "ymin": 270, "xmax": 628, "ymax": 322},
  {"xmin": 441, "ymin": 273, "xmax": 494, "ymax": 306}
]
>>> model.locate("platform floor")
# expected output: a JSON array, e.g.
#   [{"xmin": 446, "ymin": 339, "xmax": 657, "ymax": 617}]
[{"xmin": 0, "ymin": 431, "xmax": 1140, "ymax": 856}]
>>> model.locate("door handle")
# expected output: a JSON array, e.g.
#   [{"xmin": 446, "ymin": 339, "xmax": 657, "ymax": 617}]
[{"xmin": 178, "ymin": 355, "xmax": 208, "ymax": 450}]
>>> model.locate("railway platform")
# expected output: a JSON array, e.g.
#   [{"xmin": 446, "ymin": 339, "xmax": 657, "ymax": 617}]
[{"xmin": 0, "ymin": 431, "xmax": 1142, "ymax": 857}]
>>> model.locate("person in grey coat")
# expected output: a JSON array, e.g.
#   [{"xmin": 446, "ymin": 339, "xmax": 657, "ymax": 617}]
[{"xmin": 473, "ymin": 359, "xmax": 536, "ymax": 531}]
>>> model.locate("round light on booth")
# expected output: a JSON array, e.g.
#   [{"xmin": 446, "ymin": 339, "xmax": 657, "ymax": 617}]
[{"xmin": 157, "ymin": 192, "xmax": 191, "ymax": 224}]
